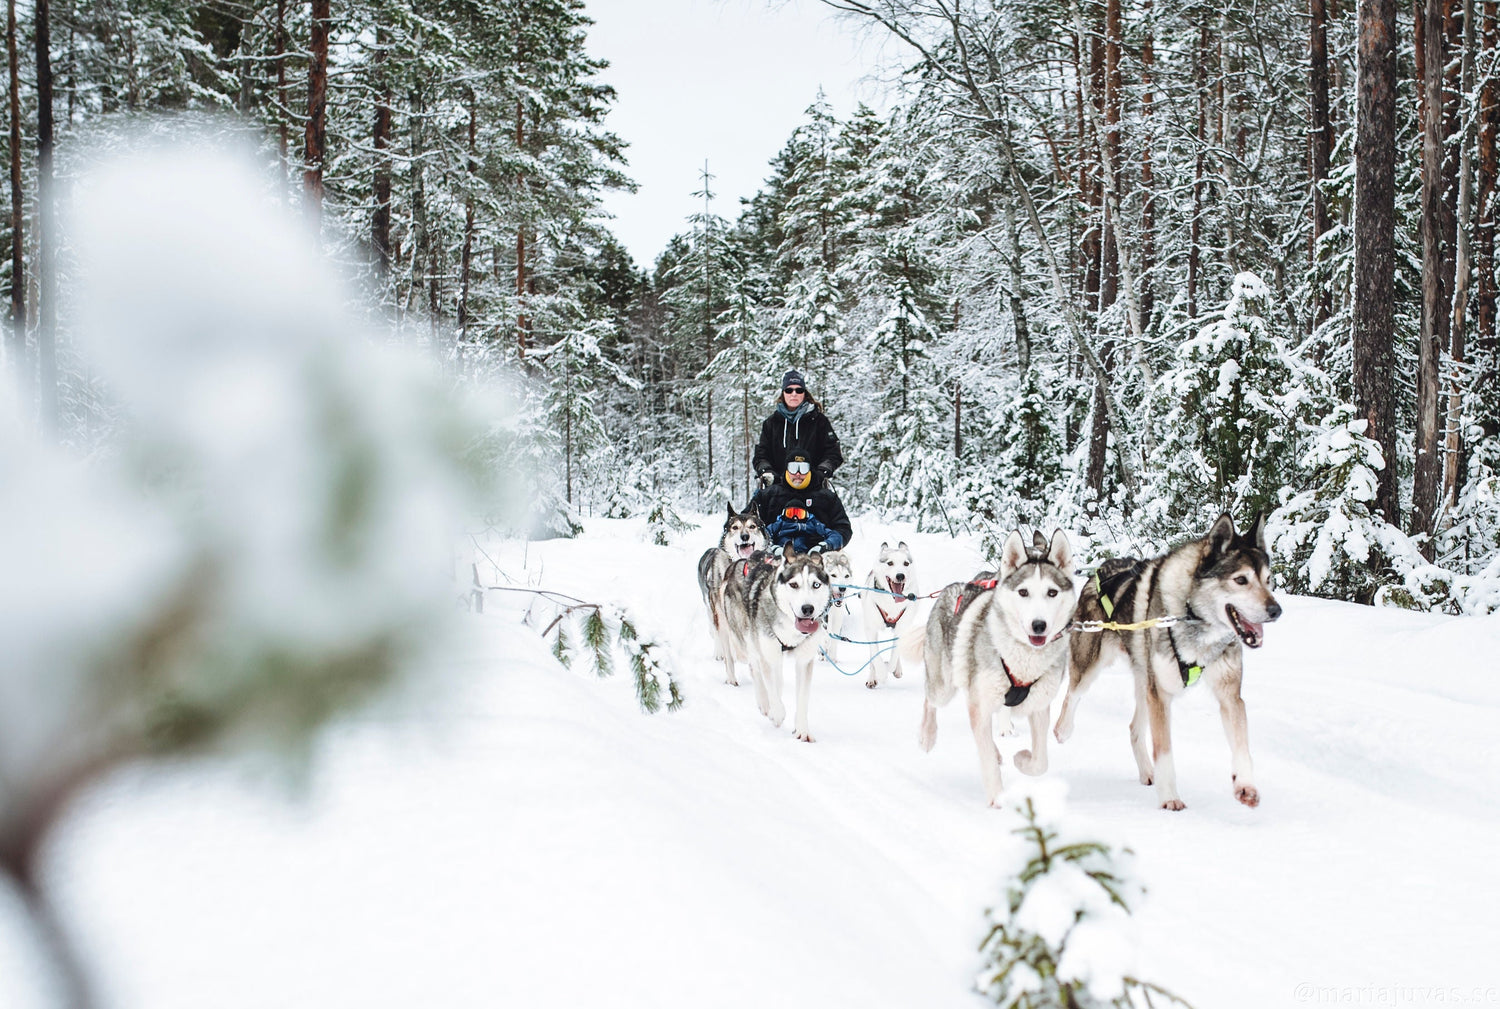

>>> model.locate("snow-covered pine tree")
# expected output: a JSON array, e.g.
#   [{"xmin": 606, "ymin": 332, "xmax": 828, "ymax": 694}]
[
  {"xmin": 1144, "ymin": 272, "xmax": 1324, "ymax": 537},
  {"xmin": 858, "ymin": 282, "xmax": 956, "ymax": 530},
  {"xmin": 978, "ymin": 786, "xmax": 1189, "ymax": 1009}
]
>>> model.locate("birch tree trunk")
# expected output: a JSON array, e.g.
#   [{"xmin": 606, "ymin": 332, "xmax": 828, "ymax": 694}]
[
  {"xmin": 1311, "ymin": 0, "xmax": 1334, "ymax": 329},
  {"xmin": 372, "ymin": 23, "xmax": 392, "ymax": 274}
]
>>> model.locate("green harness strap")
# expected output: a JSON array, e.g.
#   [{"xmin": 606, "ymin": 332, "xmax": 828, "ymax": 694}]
[{"xmin": 1092, "ymin": 571, "xmax": 1115, "ymax": 618}]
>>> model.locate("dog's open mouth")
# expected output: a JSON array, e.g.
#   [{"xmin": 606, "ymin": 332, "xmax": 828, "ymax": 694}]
[
  {"xmin": 1227, "ymin": 604, "xmax": 1264, "ymax": 648},
  {"xmin": 737, "ymin": 542, "xmax": 756, "ymax": 558},
  {"xmin": 1027, "ymin": 634, "xmax": 1049, "ymax": 648},
  {"xmin": 794, "ymin": 617, "xmax": 820, "ymax": 635},
  {"xmin": 886, "ymin": 577, "xmax": 906, "ymax": 598}
]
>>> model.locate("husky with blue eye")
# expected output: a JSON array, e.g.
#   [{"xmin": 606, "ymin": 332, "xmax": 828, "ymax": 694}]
[
  {"xmin": 908, "ymin": 530, "xmax": 1076, "ymax": 806},
  {"xmin": 719, "ymin": 545, "xmax": 832, "ymax": 742}
]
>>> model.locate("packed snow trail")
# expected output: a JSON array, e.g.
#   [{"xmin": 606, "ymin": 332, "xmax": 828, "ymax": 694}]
[{"xmin": 3, "ymin": 515, "xmax": 1497, "ymax": 1008}]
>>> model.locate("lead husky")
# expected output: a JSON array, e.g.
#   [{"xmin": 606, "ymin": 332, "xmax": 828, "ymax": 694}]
[
  {"xmin": 720, "ymin": 545, "xmax": 832, "ymax": 742},
  {"xmin": 697, "ymin": 504, "xmax": 767, "ymax": 684},
  {"xmin": 913, "ymin": 530, "xmax": 1076, "ymax": 806},
  {"xmin": 1052, "ymin": 513, "xmax": 1282, "ymax": 811},
  {"xmin": 860, "ymin": 541, "xmax": 918, "ymax": 688}
]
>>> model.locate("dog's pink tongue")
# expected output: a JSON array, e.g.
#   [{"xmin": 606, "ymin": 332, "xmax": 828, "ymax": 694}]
[
  {"xmin": 738, "ymin": 543, "xmax": 755, "ymax": 558},
  {"xmin": 795, "ymin": 617, "xmax": 820, "ymax": 635},
  {"xmin": 1243, "ymin": 618, "xmax": 1264, "ymax": 645}
]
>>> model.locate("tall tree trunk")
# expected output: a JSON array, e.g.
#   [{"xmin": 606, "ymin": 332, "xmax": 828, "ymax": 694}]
[
  {"xmin": 1139, "ymin": 0, "xmax": 1157, "ymax": 330},
  {"xmin": 410, "ymin": 86, "xmax": 430, "ymax": 326},
  {"xmin": 1311, "ymin": 0, "xmax": 1335, "ymax": 328},
  {"xmin": 1355, "ymin": 0, "xmax": 1401, "ymax": 524},
  {"xmin": 1189, "ymin": 21, "xmax": 1209, "ymax": 320},
  {"xmin": 7, "ymin": 0, "xmax": 23, "ymax": 371},
  {"xmin": 701, "ymin": 160, "xmax": 714, "ymax": 483},
  {"xmin": 35, "ymin": 0, "xmax": 56, "ymax": 431},
  {"xmin": 516, "ymin": 98, "xmax": 529, "ymax": 361},
  {"xmin": 275, "ymin": 0, "xmax": 288, "ymax": 190},
  {"xmin": 1002, "ymin": 196, "xmax": 1031, "ymax": 373},
  {"xmin": 459, "ymin": 89, "xmax": 476, "ymax": 331},
  {"xmin": 303, "ymin": 0, "xmax": 330, "ymax": 219},
  {"xmin": 1445, "ymin": 0, "xmax": 1477, "ymax": 506},
  {"xmin": 1084, "ymin": 19, "xmax": 1109, "ymax": 501},
  {"xmin": 1414, "ymin": 0, "xmax": 1449, "ymax": 551},
  {"xmin": 371, "ymin": 23, "xmax": 392, "ymax": 274},
  {"xmin": 1479, "ymin": 0, "xmax": 1499, "ymax": 438}
]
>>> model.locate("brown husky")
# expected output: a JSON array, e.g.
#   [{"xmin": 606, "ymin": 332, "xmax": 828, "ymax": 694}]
[{"xmin": 1052, "ymin": 513, "xmax": 1282, "ymax": 810}]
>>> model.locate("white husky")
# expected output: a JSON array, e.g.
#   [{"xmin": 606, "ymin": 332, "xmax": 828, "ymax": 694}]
[
  {"xmin": 908, "ymin": 530, "xmax": 1077, "ymax": 806},
  {"xmin": 860, "ymin": 541, "xmax": 919, "ymax": 688},
  {"xmin": 818, "ymin": 550, "xmax": 854, "ymax": 662}
]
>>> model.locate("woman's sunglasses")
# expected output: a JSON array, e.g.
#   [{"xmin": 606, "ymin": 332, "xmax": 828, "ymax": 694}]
[
  {"xmin": 783, "ymin": 386, "xmax": 806, "ymax": 395},
  {"xmin": 787, "ymin": 462, "xmax": 811, "ymax": 475}
]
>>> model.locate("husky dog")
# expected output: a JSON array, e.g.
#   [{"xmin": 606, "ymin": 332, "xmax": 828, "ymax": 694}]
[
  {"xmin": 818, "ymin": 550, "xmax": 854, "ymax": 662},
  {"xmin": 720, "ymin": 545, "xmax": 832, "ymax": 742},
  {"xmin": 913, "ymin": 530, "xmax": 1076, "ymax": 806},
  {"xmin": 1052, "ymin": 513, "xmax": 1281, "ymax": 811},
  {"xmin": 697, "ymin": 504, "xmax": 767, "ymax": 684},
  {"xmin": 860, "ymin": 541, "xmax": 919, "ymax": 688}
]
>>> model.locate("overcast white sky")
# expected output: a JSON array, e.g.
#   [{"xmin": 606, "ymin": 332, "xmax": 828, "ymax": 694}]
[{"xmin": 586, "ymin": 0, "xmax": 900, "ymax": 270}]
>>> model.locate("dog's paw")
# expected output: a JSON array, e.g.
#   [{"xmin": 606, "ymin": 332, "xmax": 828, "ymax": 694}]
[
  {"xmin": 724, "ymin": 673, "xmax": 739, "ymax": 686},
  {"xmin": 892, "ymin": 665, "xmax": 903, "ymax": 679},
  {"xmin": 1234, "ymin": 783, "xmax": 1260, "ymax": 808},
  {"xmin": 1053, "ymin": 719, "xmax": 1073, "ymax": 744},
  {"xmin": 1140, "ymin": 772, "xmax": 1154, "ymax": 786},
  {"xmin": 1013, "ymin": 750, "xmax": 1046, "ymax": 776},
  {"xmin": 865, "ymin": 677, "xmax": 878, "ymax": 689},
  {"xmin": 1160, "ymin": 798, "xmax": 1186, "ymax": 811},
  {"xmin": 795, "ymin": 729, "xmax": 815, "ymax": 743},
  {"xmin": 769, "ymin": 705, "xmax": 786, "ymax": 727}
]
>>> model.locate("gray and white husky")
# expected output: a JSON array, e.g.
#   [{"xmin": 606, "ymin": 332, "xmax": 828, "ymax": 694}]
[
  {"xmin": 696, "ymin": 504, "xmax": 767, "ymax": 684},
  {"xmin": 1052, "ymin": 512, "xmax": 1282, "ymax": 811},
  {"xmin": 910, "ymin": 530, "xmax": 1076, "ymax": 806},
  {"xmin": 720, "ymin": 546, "xmax": 832, "ymax": 742},
  {"xmin": 860, "ymin": 541, "xmax": 919, "ymax": 689},
  {"xmin": 818, "ymin": 550, "xmax": 854, "ymax": 662}
]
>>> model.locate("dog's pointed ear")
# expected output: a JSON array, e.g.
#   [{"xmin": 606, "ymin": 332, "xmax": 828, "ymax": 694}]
[
  {"xmin": 897, "ymin": 540, "xmax": 909, "ymax": 552},
  {"xmin": 726, "ymin": 502, "xmax": 737, "ymax": 520},
  {"xmin": 1047, "ymin": 529, "xmax": 1073, "ymax": 573},
  {"xmin": 1247, "ymin": 512, "xmax": 1268, "ymax": 552},
  {"xmin": 1000, "ymin": 530, "xmax": 1028, "ymax": 576},
  {"xmin": 1206, "ymin": 512, "xmax": 1236, "ymax": 556},
  {"xmin": 880, "ymin": 541, "xmax": 889, "ymax": 551},
  {"xmin": 783, "ymin": 543, "xmax": 799, "ymax": 561},
  {"xmin": 1031, "ymin": 530, "xmax": 1048, "ymax": 553}
]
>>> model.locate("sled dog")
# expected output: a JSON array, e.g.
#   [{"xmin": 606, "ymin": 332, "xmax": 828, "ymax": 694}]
[
  {"xmin": 697, "ymin": 504, "xmax": 767, "ymax": 684},
  {"xmin": 914, "ymin": 530, "xmax": 1076, "ymax": 806},
  {"xmin": 818, "ymin": 550, "xmax": 854, "ymax": 662},
  {"xmin": 720, "ymin": 545, "xmax": 832, "ymax": 742},
  {"xmin": 1052, "ymin": 513, "xmax": 1281, "ymax": 811},
  {"xmin": 860, "ymin": 541, "xmax": 919, "ymax": 688}
]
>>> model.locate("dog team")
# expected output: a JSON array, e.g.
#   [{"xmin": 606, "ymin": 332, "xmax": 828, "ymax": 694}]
[
  {"xmin": 696, "ymin": 506, "xmax": 1281, "ymax": 812},
  {"xmin": 693, "ymin": 367, "xmax": 1282, "ymax": 811}
]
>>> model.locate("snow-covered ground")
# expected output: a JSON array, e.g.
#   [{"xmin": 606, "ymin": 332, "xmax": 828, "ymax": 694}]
[{"xmin": 5, "ymin": 513, "xmax": 1499, "ymax": 1008}]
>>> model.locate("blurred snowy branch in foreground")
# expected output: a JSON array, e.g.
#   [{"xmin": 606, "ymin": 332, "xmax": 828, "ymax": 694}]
[{"xmin": 0, "ymin": 140, "xmax": 505, "ymax": 1007}]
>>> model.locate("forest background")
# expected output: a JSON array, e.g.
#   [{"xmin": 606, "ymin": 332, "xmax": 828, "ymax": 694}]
[{"xmin": 3, "ymin": 0, "xmax": 1497, "ymax": 613}]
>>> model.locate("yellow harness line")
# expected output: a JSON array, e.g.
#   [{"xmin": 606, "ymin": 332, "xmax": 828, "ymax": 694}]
[{"xmin": 1079, "ymin": 571, "xmax": 1202, "ymax": 685}]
